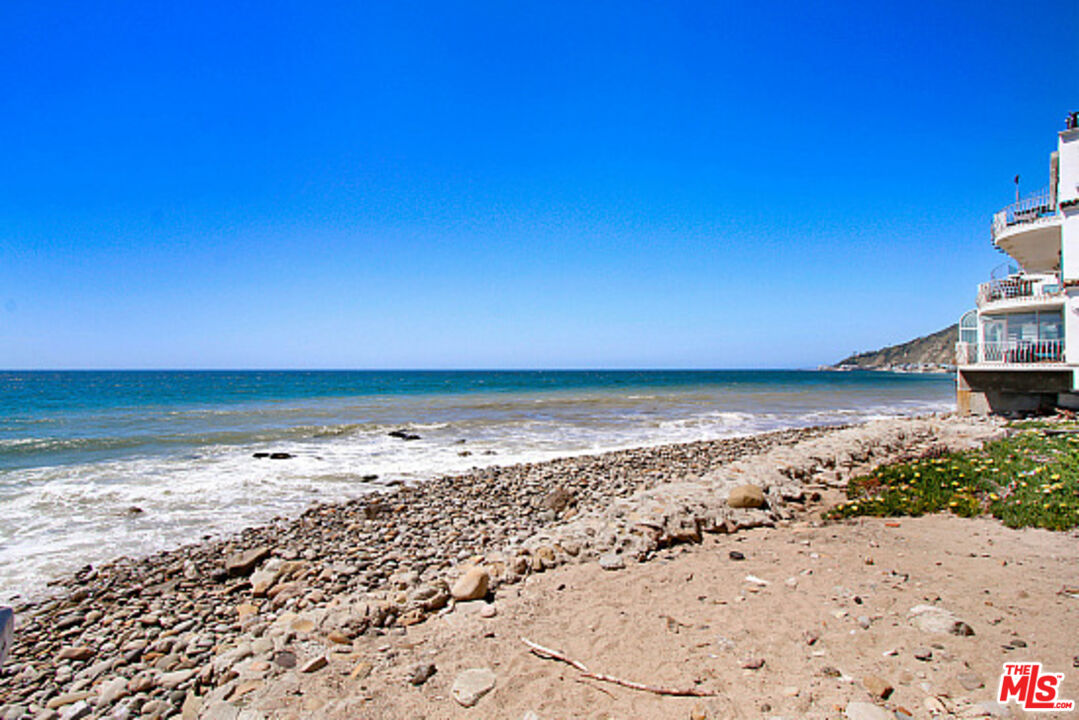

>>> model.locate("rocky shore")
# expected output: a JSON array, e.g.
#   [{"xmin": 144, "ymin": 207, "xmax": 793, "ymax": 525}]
[{"xmin": 0, "ymin": 415, "xmax": 1005, "ymax": 719}]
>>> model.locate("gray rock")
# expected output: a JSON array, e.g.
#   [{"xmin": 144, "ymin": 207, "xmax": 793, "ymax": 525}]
[
  {"xmin": 845, "ymin": 701, "xmax": 892, "ymax": 720},
  {"xmin": 909, "ymin": 604, "xmax": 969, "ymax": 635},
  {"xmin": 202, "ymin": 702, "xmax": 240, "ymax": 720},
  {"xmin": 598, "ymin": 553, "xmax": 625, "ymax": 571},
  {"xmin": 451, "ymin": 668, "xmax": 496, "ymax": 707}
]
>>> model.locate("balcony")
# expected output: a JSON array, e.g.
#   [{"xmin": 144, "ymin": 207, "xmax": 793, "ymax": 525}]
[
  {"xmin": 991, "ymin": 187, "xmax": 1056, "ymax": 241},
  {"xmin": 956, "ymin": 339, "xmax": 1065, "ymax": 366},
  {"xmin": 976, "ymin": 275, "xmax": 1063, "ymax": 309}
]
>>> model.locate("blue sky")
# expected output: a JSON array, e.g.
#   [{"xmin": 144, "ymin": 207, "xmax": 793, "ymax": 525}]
[{"xmin": 1, "ymin": 1, "xmax": 1077, "ymax": 369}]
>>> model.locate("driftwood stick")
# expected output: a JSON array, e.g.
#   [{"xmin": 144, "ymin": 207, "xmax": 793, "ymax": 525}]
[{"xmin": 520, "ymin": 636, "xmax": 715, "ymax": 697}]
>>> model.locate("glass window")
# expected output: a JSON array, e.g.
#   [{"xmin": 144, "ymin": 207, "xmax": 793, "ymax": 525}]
[
  {"xmin": 1006, "ymin": 313, "xmax": 1039, "ymax": 342},
  {"xmin": 1039, "ymin": 311, "xmax": 1063, "ymax": 340}
]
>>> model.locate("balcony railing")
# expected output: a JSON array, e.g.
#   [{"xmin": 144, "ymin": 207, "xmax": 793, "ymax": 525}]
[
  {"xmin": 978, "ymin": 339, "xmax": 1064, "ymax": 364},
  {"xmin": 977, "ymin": 276, "xmax": 1062, "ymax": 306},
  {"xmin": 991, "ymin": 186, "xmax": 1056, "ymax": 241}
]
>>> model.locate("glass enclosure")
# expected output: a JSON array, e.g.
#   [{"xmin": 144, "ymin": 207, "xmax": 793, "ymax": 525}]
[{"xmin": 980, "ymin": 310, "xmax": 1064, "ymax": 362}]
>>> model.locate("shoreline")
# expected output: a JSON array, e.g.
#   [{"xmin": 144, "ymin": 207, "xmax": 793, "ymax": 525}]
[{"xmin": 0, "ymin": 413, "xmax": 1005, "ymax": 718}]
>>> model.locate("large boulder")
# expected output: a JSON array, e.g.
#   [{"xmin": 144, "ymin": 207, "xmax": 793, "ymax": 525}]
[{"xmin": 727, "ymin": 485, "xmax": 765, "ymax": 509}]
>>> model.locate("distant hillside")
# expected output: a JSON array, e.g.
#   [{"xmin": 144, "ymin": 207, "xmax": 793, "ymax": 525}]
[{"xmin": 834, "ymin": 325, "xmax": 958, "ymax": 370}]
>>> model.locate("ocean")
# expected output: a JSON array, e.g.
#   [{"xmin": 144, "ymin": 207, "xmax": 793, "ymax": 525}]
[{"xmin": 0, "ymin": 369, "xmax": 954, "ymax": 601}]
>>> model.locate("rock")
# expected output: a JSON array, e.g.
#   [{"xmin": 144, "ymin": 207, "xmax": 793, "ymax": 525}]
[
  {"xmin": 957, "ymin": 672, "xmax": 985, "ymax": 690},
  {"xmin": 57, "ymin": 646, "xmax": 94, "ymax": 661},
  {"xmin": 299, "ymin": 656, "xmax": 328, "ymax": 673},
  {"xmin": 862, "ymin": 674, "xmax": 893, "ymax": 699},
  {"xmin": 250, "ymin": 569, "xmax": 278, "ymax": 596},
  {"xmin": 46, "ymin": 692, "xmax": 94, "ymax": 710},
  {"xmin": 202, "ymin": 702, "xmax": 240, "ymax": 720},
  {"xmin": 727, "ymin": 484, "xmax": 765, "ymax": 509},
  {"xmin": 272, "ymin": 650, "xmax": 296, "ymax": 669},
  {"xmin": 741, "ymin": 657, "xmax": 765, "ymax": 669},
  {"xmin": 58, "ymin": 701, "xmax": 91, "ymax": 720},
  {"xmin": 95, "ymin": 677, "xmax": 128, "ymax": 707},
  {"xmin": 599, "ymin": 553, "xmax": 625, "ymax": 571},
  {"xmin": 235, "ymin": 603, "xmax": 259, "ymax": 621},
  {"xmin": 913, "ymin": 647, "xmax": 933, "ymax": 661},
  {"xmin": 451, "ymin": 668, "xmax": 496, "ymax": 707},
  {"xmin": 388, "ymin": 430, "xmax": 421, "ymax": 441},
  {"xmin": 409, "ymin": 663, "xmax": 437, "ymax": 686},
  {"xmin": 845, "ymin": 701, "xmax": 893, "ymax": 720},
  {"xmin": 543, "ymin": 487, "xmax": 574, "ymax": 513},
  {"xmin": 909, "ymin": 605, "xmax": 969, "ymax": 635},
  {"xmin": 479, "ymin": 604, "xmax": 497, "ymax": 618},
  {"xmin": 180, "ymin": 692, "xmax": 201, "ymax": 720},
  {"xmin": 350, "ymin": 661, "xmax": 373, "ymax": 679},
  {"xmin": 159, "ymin": 668, "xmax": 195, "ymax": 689},
  {"xmin": 974, "ymin": 701, "xmax": 1011, "ymax": 717},
  {"xmin": 226, "ymin": 547, "xmax": 271, "ymax": 577},
  {"xmin": 269, "ymin": 452, "xmax": 293, "ymax": 459},
  {"xmin": 728, "ymin": 550, "xmax": 745, "ymax": 561},
  {"xmin": 451, "ymin": 567, "xmax": 489, "ymax": 601}
]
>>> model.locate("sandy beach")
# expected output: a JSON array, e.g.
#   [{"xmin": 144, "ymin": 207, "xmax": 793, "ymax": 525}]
[{"xmin": 3, "ymin": 413, "xmax": 1077, "ymax": 720}]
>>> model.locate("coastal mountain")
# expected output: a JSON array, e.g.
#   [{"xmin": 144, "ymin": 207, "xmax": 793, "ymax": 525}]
[{"xmin": 833, "ymin": 324, "xmax": 958, "ymax": 371}]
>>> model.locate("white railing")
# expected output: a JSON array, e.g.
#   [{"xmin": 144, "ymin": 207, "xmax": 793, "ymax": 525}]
[
  {"xmin": 978, "ymin": 339, "xmax": 1064, "ymax": 364},
  {"xmin": 955, "ymin": 341, "xmax": 977, "ymax": 365},
  {"xmin": 991, "ymin": 186, "xmax": 1056, "ymax": 240},
  {"xmin": 977, "ymin": 276, "xmax": 1062, "ymax": 306}
]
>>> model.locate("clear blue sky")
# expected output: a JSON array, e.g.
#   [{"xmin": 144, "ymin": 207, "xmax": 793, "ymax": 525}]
[{"xmin": 1, "ymin": 1, "xmax": 1077, "ymax": 369}]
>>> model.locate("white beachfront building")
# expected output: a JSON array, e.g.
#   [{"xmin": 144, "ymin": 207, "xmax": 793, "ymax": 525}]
[{"xmin": 957, "ymin": 112, "xmax": 1079, "ymax": 415}]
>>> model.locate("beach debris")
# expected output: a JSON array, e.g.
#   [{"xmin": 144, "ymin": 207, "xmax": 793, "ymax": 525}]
[
  {"xmin": 744, "ymin": 574, "xmax": 769, "ymax": 586},
  {"xmin": 388, "ymin": 429, "xmax": 421, "ymax": 441},
  {"xmin": 451, "ymin": 667, "xmax": 496, "ymax": 707},
  {"xmin": 450, "ymin": 567, "xmax": 489, "ymax": 601},
  {"xmin": 521, "ymin": 636, "xmax": 715, "ymax": 697},
  {"xmin": 727, "ymin": 484, "xmax": 765, "ymax": 509}
]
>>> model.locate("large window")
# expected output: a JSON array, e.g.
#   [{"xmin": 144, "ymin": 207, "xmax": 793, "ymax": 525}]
[{"xmin": 981, "ymin": 310, "xmax": 1064, "ymax": 362}]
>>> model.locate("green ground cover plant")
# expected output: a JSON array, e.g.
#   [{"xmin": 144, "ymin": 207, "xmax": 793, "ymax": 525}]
[{"xmin": 829, "ymin": 425, "xmax": 1079, "ymax": 530}]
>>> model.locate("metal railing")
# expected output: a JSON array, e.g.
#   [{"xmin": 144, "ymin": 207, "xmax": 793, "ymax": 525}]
[
  {"xmin": 977, "ymin": 276, "xmax": 1062, "ymax": 306},
  {"xmin": 978, "ymin": 339, "xmax": 1064, "ymax": 364},
  {"xmin": 991, "ymin": 186, "xmax": 1056, "ymax": 240}
]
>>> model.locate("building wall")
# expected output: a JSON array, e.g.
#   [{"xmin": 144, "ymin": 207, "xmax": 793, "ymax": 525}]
[{"xmin": 1059, "ymin": 129, "xmax": 1079, "ymax": 207}]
